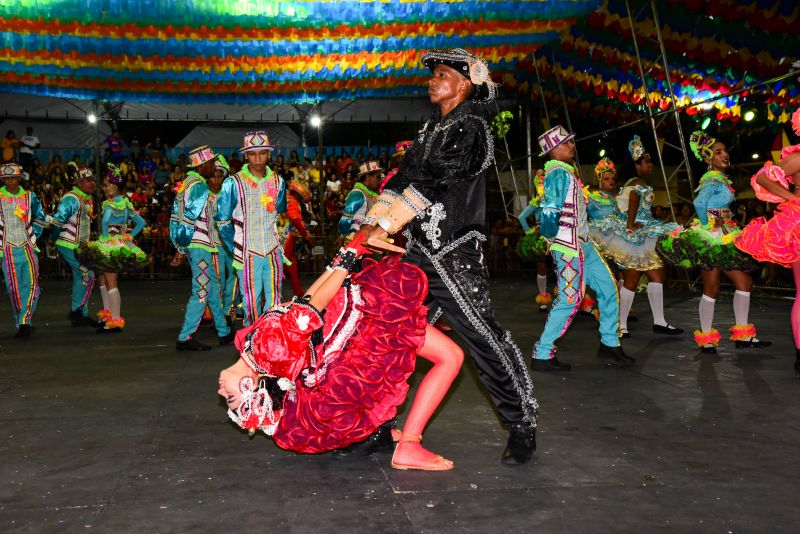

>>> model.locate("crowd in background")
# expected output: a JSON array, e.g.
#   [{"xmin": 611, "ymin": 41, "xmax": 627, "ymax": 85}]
[{"xmin": 0, "ymin": 125, "xmax": 791, "ymax": 290}]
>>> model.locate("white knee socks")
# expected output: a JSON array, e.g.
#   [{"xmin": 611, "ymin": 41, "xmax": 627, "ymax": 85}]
[
  {"xmin": 699, "ymin": 294, "xmax": 716, "ymax": 332},
  {"xmin": 647, "ymin": 282, "xmax": 667, "ymax": 327},
  {"xmin": 733, "ymin": 290, "xmax": 750, "ymax": 326},
  {"xmin": 619, "ymin": 287, "xmax": 636, "ymax": 331},
  {"xmin": 536, "ymin": 274, "xmax": 547, "ymax": 296},
  {"xmin": 99, "ymin": 285, "xmax": 110, "ymax": 311},
  {"xmin": 108, "ymin": 288, "xmax": 121, "ymax": 319}
]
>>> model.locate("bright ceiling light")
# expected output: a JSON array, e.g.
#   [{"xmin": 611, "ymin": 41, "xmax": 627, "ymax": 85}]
[
  {"xmin": 751, "ymin": 153, "xmax": 759, "ymax": 160},
  {"xmin": 87, "ymin": 113, "xmax": 97, "ymax": 124},
  {"xmin": 309, "ymin": 114, "xmax": 322, "ymax": 127},
  {"xmin": 599, "ymin": 149, "xmax": 606, "ymax": 157},
  {"xmin": 743, "ymin": 110, "xmax": 756, "ymax": 122}
]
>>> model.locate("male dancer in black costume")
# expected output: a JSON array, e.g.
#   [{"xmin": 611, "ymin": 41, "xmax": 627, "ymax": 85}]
[{"xmin": 362, "ymin": 49, "xmax": 538, "ymax": 465}]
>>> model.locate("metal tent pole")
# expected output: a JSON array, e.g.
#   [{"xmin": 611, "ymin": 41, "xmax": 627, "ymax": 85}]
[
  {"xmin": 625, "ymin": 0, "xmax": 676, "ymax": 220},
  {"xmin": 651, "ymin": 0, "xmax": 695, "ymax": 194}
]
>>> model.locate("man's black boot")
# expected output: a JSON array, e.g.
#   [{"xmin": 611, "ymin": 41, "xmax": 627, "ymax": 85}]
[
  {"xmin": 596, "ymin": 344, "xmax": 636, "ymax": 367},
  {"xmin": 501, "ymin": 422, "xmax": 536, "ymax": 466}
]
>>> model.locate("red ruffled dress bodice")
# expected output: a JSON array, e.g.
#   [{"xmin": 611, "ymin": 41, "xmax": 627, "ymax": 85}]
[
  {"xmin": 235, "ymin": 256, "xmax": 428, "ymax": 453},
  {"xmin": 735, "ymin": 148, "xmax": 800, "ymax": 268}
]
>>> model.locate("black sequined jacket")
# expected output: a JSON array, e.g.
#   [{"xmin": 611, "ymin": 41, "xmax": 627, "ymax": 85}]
[{"xmin": 385, "ymin": 102, "xmax": 494, "ymax": 251}]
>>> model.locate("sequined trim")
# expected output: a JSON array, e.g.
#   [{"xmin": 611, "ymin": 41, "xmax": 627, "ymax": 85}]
[
  {"xmin": 421, "ymin": 203, "xmax": 447, "ymax": 250},
  {"xmin": 414, "ymin": 235, "xmax": 538, "ymax": 426}
]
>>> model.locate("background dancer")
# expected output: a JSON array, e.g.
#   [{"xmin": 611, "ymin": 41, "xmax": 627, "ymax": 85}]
[
  {"xmin": 594, "ymin": 136, "xmax": 683, "ymax": 338},
  {"xmin": 517, "ymin": 169, "xmax": 553, "ymax": 313},
  {"xmin": 170, "ymin": 146, "xmax": 233, "ymax": 350},
  {"xmin": 735, "ymin": 108, "xmax": 800, "ymax": 377},
  {"xmin": 531, "ymin": 126, "xmax": 632, "ymax": 372},
  {"xmin": 658, "ymin": 132, "xmax": 769, "ymax": 353},
  {"xmin": 0, "ymin": 163, "xmax": 48, "ymax": 337},
  {"xmin": 53, "ymin": 168, "xmax": 99, "ymax": 327},
  {"xmin": 81, "ymin": 164, "xmax": 146, "ymax": 333},
  {"xmin": 281, "ymin": 181, "xmax": 313, "ymax": 298},
  {"xmin": 216, "ymin": 131, "xmax": 286, "ymax": 326}
]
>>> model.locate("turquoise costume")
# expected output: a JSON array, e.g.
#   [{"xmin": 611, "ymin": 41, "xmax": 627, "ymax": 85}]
[
  {"xmin": 590, "ymin": 180, "xmax": 679, "ymax": 271},
  {"xmin": 169, "ymin": 170, "xmax": 231, "ymax": 341},
  {"xmin": 79, "ymin": 196, "xmax": 147, "ymax": 273},
  {"xmin": 516, "ymin": 171, "xmax": 549, "ymax": 263},
  {"xmin": 533, "ymin": 160, "xmax": 620, "ymax": 359},
  {"xmin": 657, "ymin": 171, "xmax": 756, "ymax": 271},
  {"xmin": 0, "ymin": 186, "xmax": 47, "ymax": 329},
  {"xmin": 54, "ymin": 187, "xmax": 95, "ymax": 317},
  {"xmin": 215, "ymin": 164, "xmax": 286, "ymax": 326},
  {"xmin": 338, "ymin": 182, "xmax": 377, "ymax": 236}
]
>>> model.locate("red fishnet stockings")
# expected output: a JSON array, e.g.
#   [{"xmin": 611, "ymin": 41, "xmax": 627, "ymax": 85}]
[{"xmin": 391, "ymin": 324, "xmax": 463, "ymax": 470}]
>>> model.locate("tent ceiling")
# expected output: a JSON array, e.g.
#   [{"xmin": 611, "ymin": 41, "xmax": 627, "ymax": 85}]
[{"xmin": 0, "ymin": 1, "xmax": 601, "ymax": 104}]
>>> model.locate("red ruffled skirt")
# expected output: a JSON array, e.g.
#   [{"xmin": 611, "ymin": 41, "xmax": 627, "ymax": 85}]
[
  {"xmin": 274, "ymin": 257, "xmax": 428, "ymax": 453},
  {"xmin": 735, "ymin": 197, "xmax": 800, "ymax": 268}
]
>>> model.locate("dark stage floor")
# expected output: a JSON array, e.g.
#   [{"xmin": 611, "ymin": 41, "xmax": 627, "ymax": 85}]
[{"xmin": 0, "ymin": 276, "xmax": 798, "ymax": 533}]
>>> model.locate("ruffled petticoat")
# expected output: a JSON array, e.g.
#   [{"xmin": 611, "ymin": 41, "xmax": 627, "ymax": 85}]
[
  {"xmin": 657, "ymin": 223, "xmax": 758, "ymax": 271},
  {"xmin": 242, "ymin": 257, "xmax": 429, "ymax": 453},
  {"xmin": 77, "ymin": 233, "xmax": 147, "ymax": 273},
  {"xmin": 589, "ymin": 215, "xmax": 678, "ymax": 271},
  {"xmin": 735, "ymin": 197, "xmax": 800, "ymax": 268}
]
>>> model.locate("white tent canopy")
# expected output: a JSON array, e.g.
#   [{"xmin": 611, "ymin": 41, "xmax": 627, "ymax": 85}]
[
  {"xmin": 0, "ymin": 93, "xmax": 438, "ymax": 123},
  {"xmin": 0, "ymin": 118, "xmax": 111, "ymax": 149},
  {"xmin": 176, "ymin": 123, "xmax": 300, "ymax": 149}
]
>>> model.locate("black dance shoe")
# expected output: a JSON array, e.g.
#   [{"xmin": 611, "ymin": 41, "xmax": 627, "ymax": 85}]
[
  {"xmin": 734, "ymin": 338, "xmax": 772, "ymax": 349},
  {"xmin": 700, "ymin": 345, "xmax": 718, "ymax": 354},
  {"xmin": 69, "ymin": 310, "xmax": 99, "ymax": 328},
  {"xmin": 218, "ymin": 331, "xmax": 235, "ymax": 346},
  {"xmin": 653, "ymin": 324, "xmax": 684, "ymax": 335},
  {"xmin": 96, "ymin": 326, "xmax": 123, "ymax": 334},
  {"xmin": 332, "ymin": 419, "xmax": 396, "ymax": 457},
  {"xmin": 15, "ymin": 324, "xmax": 33, "ymax": 338},
  {"xmin": 501, "ymin": 422, "xmax": 536, "ymax": 466},
  {"xmin": 176, "ymin": 338, "xmax": 212, "ymax": 351},
  {"xmin": 597, "ymin": 344, "xmax": 636, "ymax": 367},
  {"xmin": 531, "ymin": 357, "xmax": 571, "ymax": 372}
]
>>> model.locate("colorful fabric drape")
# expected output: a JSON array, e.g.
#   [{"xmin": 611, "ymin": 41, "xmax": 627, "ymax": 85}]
[{"xmin": 0, "ymin": 0, "xmax": 601, "ymax": 103}]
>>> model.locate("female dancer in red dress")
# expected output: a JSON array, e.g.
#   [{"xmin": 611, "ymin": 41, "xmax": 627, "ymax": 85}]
[{"xmin": 218, "ymin": 234, "xmax": 464, "ymax": 470}]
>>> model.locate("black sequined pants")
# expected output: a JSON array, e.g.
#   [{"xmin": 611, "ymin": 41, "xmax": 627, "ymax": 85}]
[{"xmin": 406, "ymin": 232, "xmax": 538, "ymax": 427}]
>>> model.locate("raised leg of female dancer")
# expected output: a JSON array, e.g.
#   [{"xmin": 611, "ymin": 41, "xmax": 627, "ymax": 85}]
[
  {"xmin": 792, "ymin": 263, "xmax": 800, "ymax": 377},
  {"xmin": 391, "ymin": 324, "xmax": 464, "ymax": 471}
]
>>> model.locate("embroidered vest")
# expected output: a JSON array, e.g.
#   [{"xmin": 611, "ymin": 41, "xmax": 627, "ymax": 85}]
[
  {"xmin": 0, "ymin": 189, "xmax": 36, "ymax": 249},
  {"xmin": 231, "ymin": 171, "xmax": 280, "ymax": 264},
  {"xmin": 549, "ymin": 166, "xmax": 587, "ymax": 256},
  {"xmin": 57, "ymin": 191, "xmax": 92, "ymax": 248},
  {"xmin": 169, "ymin": 174, "xmax": 204, "ymax": 248},
  {"xmin": 189, "ymin": 192, "xmax": 219, "ymax": 251}
]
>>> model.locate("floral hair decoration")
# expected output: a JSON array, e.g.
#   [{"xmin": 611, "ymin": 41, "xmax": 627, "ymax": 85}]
[{"xmin": 689, "ymin": 130, "xmax": 717, "ymax": 162}]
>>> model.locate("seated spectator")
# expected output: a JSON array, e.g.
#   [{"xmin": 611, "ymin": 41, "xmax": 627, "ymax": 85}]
[
  {"xmin": 47, "ymin": 154, "xmax": 66, "ymax": 176},
  {"xmin": 154, "ymin": 159, "xmax": 170, "ymax": 188},
  {"xmin": 131, "ymin": 185, "xmax": 148, "ymax": 207},
  {"xmin": 228, "ymin": 152, "xmax": 243, "ymax": 174}
]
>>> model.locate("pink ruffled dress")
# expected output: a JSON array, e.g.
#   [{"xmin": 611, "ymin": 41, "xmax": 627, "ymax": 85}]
[{"xmin": 735, "ymin": 145, "xmax": 800, "ymax": 267}]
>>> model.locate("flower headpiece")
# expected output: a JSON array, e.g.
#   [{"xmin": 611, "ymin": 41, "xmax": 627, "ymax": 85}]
[
  {"xmin": 792, "ymin": 107, "xmax": 800, "ymax": 137},
  {"xmin": 689, "ymin": 130, "xmax": 717, "ymax": 161},
  {"xmin": 594, "ymin": 157, "xmax": 616, "ymax": 178},
  {"xmin": 106, "ymin": 163, "xmax": 123, "ymax": 186},
  {"xmin": 628, "ymin": 135, "xmax": 648, "ymax": 161},
  {"xmin": 227, "ymin": 374, "xmax": 295, "ymax": 436}
]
